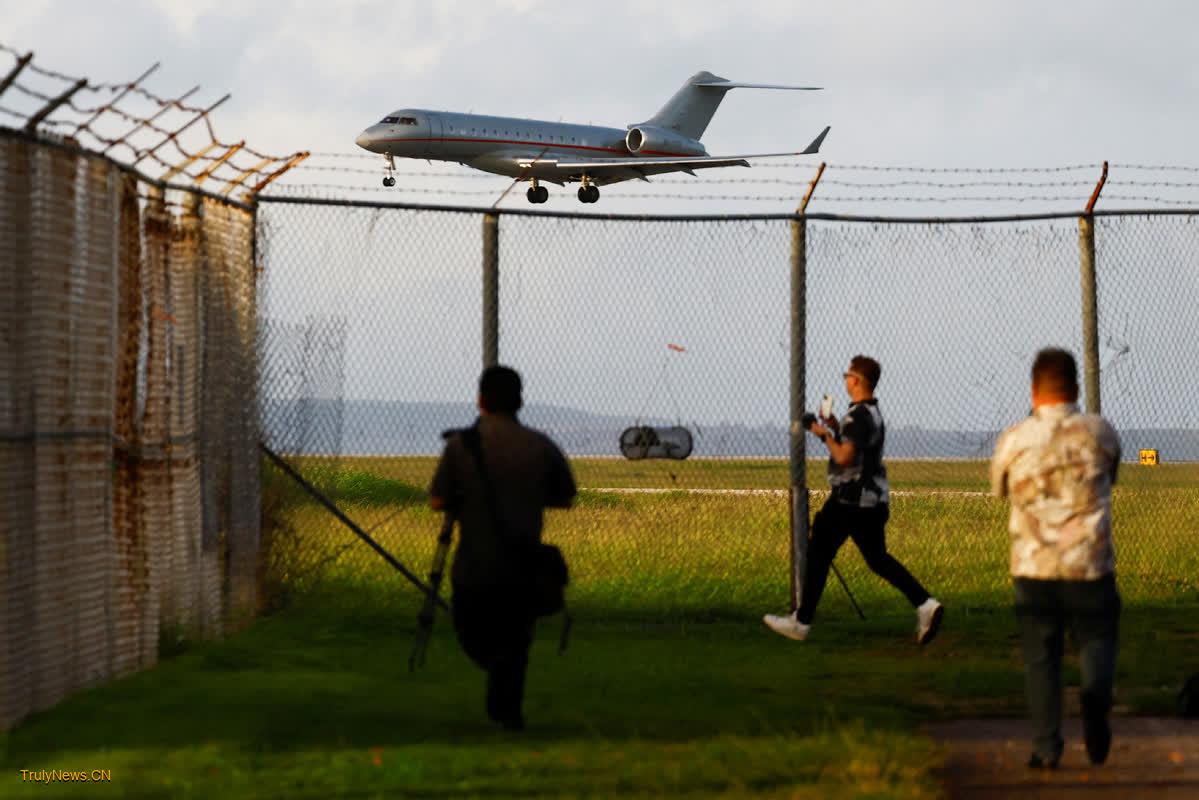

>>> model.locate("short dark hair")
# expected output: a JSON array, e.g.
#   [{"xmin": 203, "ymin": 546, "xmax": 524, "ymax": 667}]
[
  {"xmin": 479, "ymin": 365, "xmax": 522, "ymax": 414},
  {"xmin": 849, "ymin": 355, "xmax": 881, "ymax": 391},
  {"xmin": 1031, "ymin": 348, "xmax": 1078, "ymax": 395}
]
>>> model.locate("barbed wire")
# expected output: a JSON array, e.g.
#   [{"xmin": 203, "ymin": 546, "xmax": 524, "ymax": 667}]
[
  {"xmin": 820, "ymin": 177, "xmax": 1095, "ymax": 190},
  {"xmin": 1111, "ymin": 163, "xmax": 1199, "ymax": 173},
  {"xmin": 270, "ymin": 152, "xmax": 1199, "ymax": 210},
  {"xmin": 0, "ymin": 43, "xmax": 307, "ymax": 198},
  {"xmin": 1107, "ymin": 179, "xmax": 1199, "ymax": 190},
  {"xmin": 265, "ymin": 182, "xmax": 1125, "ymax": 205},
  {"xmin": 819, "ymin": 163, "xmax": 1103, "ymax": 174}
]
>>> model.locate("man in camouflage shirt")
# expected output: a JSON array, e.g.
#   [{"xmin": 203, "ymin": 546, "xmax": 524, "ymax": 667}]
[{"xmin": 991, "ymin": 348, "xmax": 1122, "ymax": 769}]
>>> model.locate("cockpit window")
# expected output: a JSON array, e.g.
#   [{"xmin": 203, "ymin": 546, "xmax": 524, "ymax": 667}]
[
  {"xmin": 398, "ymin": 116, "xmax": 418, "ymax": 125},
  {"xmin": 380, "ymin": 116, "xmax": 420, "ymax": 125},
  {"xmin": 382, "ymin": 116, "xmax": 399, "ymax": 123}
]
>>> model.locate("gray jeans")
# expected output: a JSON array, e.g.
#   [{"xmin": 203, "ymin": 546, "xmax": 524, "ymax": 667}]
[{"xmin": 1013, "ymin": 574, "xmax": 1121, "ymax": 760}]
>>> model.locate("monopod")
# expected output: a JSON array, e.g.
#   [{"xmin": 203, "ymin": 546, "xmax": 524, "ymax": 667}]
[
  {"xmin": 830, "ymin": 560, "xmax": 865, "ymax": 620},
  {"xmin": 408, "ymin": 511, "xmax": 455, "ymax": 671}
]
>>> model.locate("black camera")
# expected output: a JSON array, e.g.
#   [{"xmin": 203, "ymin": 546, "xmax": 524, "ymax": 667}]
[{"xmin": 800, "ymin": 411, "xmax": 817, "ymax": 430}]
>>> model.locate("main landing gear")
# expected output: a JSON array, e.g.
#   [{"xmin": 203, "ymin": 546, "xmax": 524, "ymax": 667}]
[
  {"xmin": 382, "ymin": 153, "xmax": 396, "ymax": 187},
  {"xmin": 521, "ymin": 177, "xmax": 599, "ymax": 204},
  {"xmin": 526, "ymin": 179, "xmax": 549, "ymax": 204}
]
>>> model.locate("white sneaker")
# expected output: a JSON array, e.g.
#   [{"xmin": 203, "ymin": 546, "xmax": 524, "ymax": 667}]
[
  {"xmin": 916, "ymin": 598, "xmax": 944, "ymax": 645},
  {"xmin": 763, "ymin": 612, "xmax": 810, "ymax": 641}
]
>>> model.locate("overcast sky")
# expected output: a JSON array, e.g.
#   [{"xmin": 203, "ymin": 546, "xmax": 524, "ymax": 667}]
[{"xmin": 3, "ymin": 0, "xmax": 1198, "ymax": 214}]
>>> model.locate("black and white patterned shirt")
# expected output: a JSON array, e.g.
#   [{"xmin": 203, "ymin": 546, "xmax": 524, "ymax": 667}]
[{"xmin": 828, "ymin": 398, "xmax": 890, "ymax": 508}]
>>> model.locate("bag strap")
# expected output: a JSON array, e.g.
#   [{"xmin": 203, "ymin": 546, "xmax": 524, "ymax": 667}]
[
  {"xmin": 460, "ymin": 423, "xmax": 513, "ymax": 545},
  {"xmin": 460, "ymin": 422, "xmax": 572, "ymax": 647}
]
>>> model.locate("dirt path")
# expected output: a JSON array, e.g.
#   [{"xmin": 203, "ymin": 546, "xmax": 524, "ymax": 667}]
[{"xmin": 927, "ymin": 716, "xmax": 1199, "ymax": 799}]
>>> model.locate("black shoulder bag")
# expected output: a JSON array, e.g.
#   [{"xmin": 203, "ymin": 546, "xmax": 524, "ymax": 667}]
[{"xmin": 461, "ymin": 426, "xmax": 572, "ymax": 653}]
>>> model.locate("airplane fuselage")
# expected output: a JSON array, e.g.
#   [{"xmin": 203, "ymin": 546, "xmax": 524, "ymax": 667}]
[
  {"xmin": 355, "ymin": 110, "xmax": 708, "ymax": 181},
  {"xmin": 354, "ymin": 71, "xmax": 828, "ymax": 203}
]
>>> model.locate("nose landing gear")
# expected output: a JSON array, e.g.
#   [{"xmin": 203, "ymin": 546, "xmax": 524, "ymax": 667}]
[{"xmin": 382, "ymin": 153, "xmax": 396, "ymax": 188}]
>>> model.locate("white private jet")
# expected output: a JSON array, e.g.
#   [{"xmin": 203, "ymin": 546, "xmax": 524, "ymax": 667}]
[{"xmin": 354, "ymin": 71, "xmax": 829, "ymax": 204}]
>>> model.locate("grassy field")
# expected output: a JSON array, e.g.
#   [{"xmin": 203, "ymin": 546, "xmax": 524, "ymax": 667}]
[
  {"xmin": 279, "ymin": 454, "xmax": 1199, "ymax": 491},
  {"xmin": 265, "ymin": 456, "xmax": 1199, "ymax": 616},
  {"xmin": 2, "ymin": 456, "xmax": 1195, "ymax": 799}
]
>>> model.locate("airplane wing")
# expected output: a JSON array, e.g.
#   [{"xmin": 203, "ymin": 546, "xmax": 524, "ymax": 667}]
[
  {"xmin": 523, "ymin": 126, "xmax": 830, "ymax": 185},
  {"xmin": 526, "ymin": 156, "xmax": 751, "ymax": 184}
]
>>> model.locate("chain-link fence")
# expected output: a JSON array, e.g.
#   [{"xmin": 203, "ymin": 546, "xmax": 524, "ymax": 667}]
[
  {"xmin": 0, "ymin": 130, "xmax": 260, "ymax": 730},
  {"xmin": 255, "ymin": 198, "xmax": 1199, "ymax": 622}
]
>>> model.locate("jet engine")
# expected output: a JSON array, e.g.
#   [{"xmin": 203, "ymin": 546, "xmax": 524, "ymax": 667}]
[{"xmin": 624, "ymin": 125, "xmax": 707, "ymax": 157}]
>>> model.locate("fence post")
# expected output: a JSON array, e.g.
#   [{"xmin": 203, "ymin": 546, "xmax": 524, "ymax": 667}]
[
  {"xmin": 482, "ymin": 212, "xmax": 499, "ymax": 368},
  {"xmin": 1078, "ymin": 162, "xmax": 1107, "ymax": 414},
  {"xmin": 1078, "ymin": 216, "xmax": 1101, "ymax": 413},
  {"xmin": 789, "ymin": 216, "xmax": 809, "ymax": 610}
]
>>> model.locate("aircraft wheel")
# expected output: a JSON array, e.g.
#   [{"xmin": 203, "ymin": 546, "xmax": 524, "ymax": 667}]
[
  {"xmin": 582, "ymin": 185, "xmax": 599, "ymax": 203},
  {"xmin": 535, "ymin": 185, "xmax": 549, "ymax": 203},
  {"xmin": 527, "ymin": 186, "xmax": 539, "ymax": 203},
  {"xmin": 577, "ymin": 186, "xmax": 589, "ymax": 203},
  {"xmin": 383, "ymin": 176, "xmax": 396, "ymax": 187}
]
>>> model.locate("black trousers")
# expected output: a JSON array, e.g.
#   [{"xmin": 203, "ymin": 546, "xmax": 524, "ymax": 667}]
[
  {"xmin": 1014, "ymin": 574, "xmax": 1121, "ymax": 761},
  {"xmin": 452, "ymin": 584, "xmax": 535, "ymax": 726},
  {"xmin": 796, "ymin": 501, "xmax": 931, "ymax": 624}
]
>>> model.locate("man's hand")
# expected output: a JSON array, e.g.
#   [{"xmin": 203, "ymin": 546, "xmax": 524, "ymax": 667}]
[{"xmin": 809, "ymin": 420, "xmax": 856, "ymax": 466}]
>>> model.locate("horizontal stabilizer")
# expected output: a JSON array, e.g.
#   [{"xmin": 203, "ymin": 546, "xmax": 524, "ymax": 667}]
[{"xmin": 694, "ymin": 80, "xmax": 823, "ymax": 91}]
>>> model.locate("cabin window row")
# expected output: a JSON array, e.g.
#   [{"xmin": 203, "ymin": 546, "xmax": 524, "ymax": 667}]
[{"xmin": 446, "ymin": 125, "xmax": 578, "ymax": 144}]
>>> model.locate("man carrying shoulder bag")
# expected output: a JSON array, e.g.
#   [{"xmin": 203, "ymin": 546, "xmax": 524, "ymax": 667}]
[{"xmin": 430, "ymin": 365, "xmax": 577, "ymax": 730}]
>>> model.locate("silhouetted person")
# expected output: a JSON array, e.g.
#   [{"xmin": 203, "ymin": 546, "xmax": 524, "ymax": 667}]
[{"xmin": 430, "ymin": 365, "xmax": 576, "ymax": 730}]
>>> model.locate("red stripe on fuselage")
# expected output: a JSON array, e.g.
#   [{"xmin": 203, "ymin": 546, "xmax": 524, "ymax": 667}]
[{"xmin": 373, "ymin": 137, "xmax": 696, "ymax": 158}]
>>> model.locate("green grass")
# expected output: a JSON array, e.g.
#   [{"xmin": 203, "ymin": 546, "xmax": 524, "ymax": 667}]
[
  {"xmin": 3, "ymin": 455, "xmax": 1195, "ymax": 798},
  {"xmin": 2, "ymin": 594, "xmax": 1194, "ymax": 799},
  {"xmin": 278, "ymin": 455, "xmax": 1199, "ymax": 493}
]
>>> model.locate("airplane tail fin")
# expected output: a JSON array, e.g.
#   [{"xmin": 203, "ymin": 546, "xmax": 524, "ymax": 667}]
[{"xmin": 637, "ymin": 71, "xmax": 822, "ymax": 141}]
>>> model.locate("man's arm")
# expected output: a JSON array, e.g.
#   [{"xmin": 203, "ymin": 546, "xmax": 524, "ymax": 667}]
[
  {"xmin": 1104, "ymin": 420, "xmax": 1121, "ymax": 486},
  {"xmin": 990, "ymin": 431, "xmax": 1011, "ymax": 498},
  {"xmin": 816, "ymin": 426, "xmax": 856, "ymax": 466},
  {"xmin": 428, "ymin": 438, "xmax": 460, "ymax": 512},
  {"xmin": 544, "ymin": 440, "xmax": 577, "ymax": 508},
  {"xmin": 808, "ymin": 415, "xmax": 855, "ymax": 466}
]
